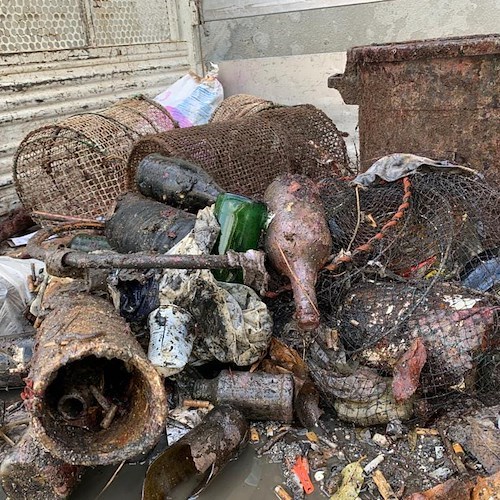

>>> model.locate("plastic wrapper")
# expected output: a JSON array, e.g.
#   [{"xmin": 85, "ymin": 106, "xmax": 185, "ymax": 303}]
[
  {"xmin": 153, "ymin": 205, "xmax": 272, "ymax": 367},
  {"xmin": 153, "ymin": 67, "xmax": 223, "ymax": 127}
]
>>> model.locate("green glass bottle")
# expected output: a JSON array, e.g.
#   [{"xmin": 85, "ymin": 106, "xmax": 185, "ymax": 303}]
[{"xmin": 213, "ymin": 193, "xmax": 268, "ymax": 283}]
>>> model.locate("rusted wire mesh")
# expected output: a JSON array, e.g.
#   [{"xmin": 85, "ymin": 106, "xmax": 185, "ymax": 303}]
[
  {"xmin": 128, "ymin": 105, "xmax": 349, "ymax": 198},
  {"xmin": 268, "ymin": 171, "xmax": 500, "ymax": 425},
  {"xmin": 210, "ymin": 94, "xmax": 279, "ymax": 122},
  {"xmin": 14, "ymin": 96, "xmax": 177, "ymax": 224}
]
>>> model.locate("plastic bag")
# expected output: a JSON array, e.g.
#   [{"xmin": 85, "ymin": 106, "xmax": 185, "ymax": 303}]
[
  {"xmin": 154, "ymin": 206, "xmax": 272, "ymax": 367},
  {"xmin": 153, "ymin": 66, "xmax": 223, "ymax": 127},
  {"xmin": 0, "ymin": 257, "xmax": 44, "ymax": 338}
]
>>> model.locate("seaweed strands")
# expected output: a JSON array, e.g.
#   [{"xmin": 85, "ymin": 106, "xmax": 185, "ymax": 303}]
[{"xmin": 23, "ymin": 282, "xmax": 167, "ymax": 466}]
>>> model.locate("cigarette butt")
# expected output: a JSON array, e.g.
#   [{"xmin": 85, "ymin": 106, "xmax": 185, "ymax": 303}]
[
  {"xmin": 415, "ymin": 427, "xmax": 439, "ymax": 436},
  {"xmin": 372, "ymin": 469, "xmax": 398, "ymax": 500},
  {"xmin": 452, "ymin": 442, "xmax": 464, "ymax": 455},
  {"xmin": 364, "ymin": 454, "xmax": 384, "ymax": 474},
  {"xmin": 250, "ymin": 427, "xmax": 260, "ymax": 443},
  {"xmin": 274, "ymin": 485, "xmax": 292, "ymax": 500},
  {"xmin": 182, "ymin": 399, "xmax": 211, "ymax": 409}
]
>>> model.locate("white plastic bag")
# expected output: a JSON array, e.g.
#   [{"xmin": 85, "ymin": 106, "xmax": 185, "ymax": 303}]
[
  {"xmin": 0, "ymin": 257, "xmax": 44, "ymax": 338},
  {"xmin": 154, "ymin": 66, "xmax": 223, "ymax": 127}
]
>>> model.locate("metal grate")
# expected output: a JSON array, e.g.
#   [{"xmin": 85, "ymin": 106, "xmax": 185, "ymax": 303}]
[
  {"xmin": 0, "ymin": 0, "xmax": 88, "ymax": 53},
  {"xmin": 0, "ymin": 0, "xmax": 172, "ymax": 54},
  {"xmin": 92, "ymin": 0, "xmax": 171, "ymax": 46}
]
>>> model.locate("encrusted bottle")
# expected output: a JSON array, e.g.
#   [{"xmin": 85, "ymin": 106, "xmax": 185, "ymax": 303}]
[{"xmin": 192, "ymin": 370, "xmax": 294, "ymax": 422}]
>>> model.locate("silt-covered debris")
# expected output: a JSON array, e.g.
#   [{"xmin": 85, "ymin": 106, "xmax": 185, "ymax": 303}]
[{"xmin": 1, "ymin": 85, "xmax": 499, "ymax": 500}]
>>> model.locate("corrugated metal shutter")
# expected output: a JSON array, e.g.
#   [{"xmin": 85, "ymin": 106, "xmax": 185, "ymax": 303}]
[{"xmin": 0, "ymin": 0, "xmax": 198, "ymax": 214}]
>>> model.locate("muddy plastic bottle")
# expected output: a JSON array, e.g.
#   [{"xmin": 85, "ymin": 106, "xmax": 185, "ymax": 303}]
[
  {"xmin": 192, "ymin": 370, "xmax": 294, "ymax": 422},
  {"xmin": 213, "ymin": 193, "xmax": 268, "ymax": 283}
]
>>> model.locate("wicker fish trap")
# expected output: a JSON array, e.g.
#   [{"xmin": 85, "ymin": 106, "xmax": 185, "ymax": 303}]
[
  {"xmin": 210, "ymin": 94, "xmax": 279, "ymax": 122},
  {"xmin": 128, "ymin": 104, "xmax": 349, "ymax": 198},
  {"xmin": 13, "ymin": 96, "xmax": 177, "ymax": 223}
]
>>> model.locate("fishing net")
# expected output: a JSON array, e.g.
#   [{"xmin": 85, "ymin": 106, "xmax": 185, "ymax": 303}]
[
  {"xmin": 267, "ymin": 170, "xmax": 500, "ymax": 425},
  {"xmin": 14, "ymin": 96, "xmax": 177, "ymax": 224},
  {"xmin": 127, "ymin": 105, "xmax": 350, "ymax": 199}
]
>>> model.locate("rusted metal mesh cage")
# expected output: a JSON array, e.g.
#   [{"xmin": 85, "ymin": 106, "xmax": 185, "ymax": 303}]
[
  {"xmin": 128, "ymin": 105, "xmax": 350, "ymax": 198},
  {"xmin": 210, "ymin": 94, "xmax": 279, "ymax": 122},
  {"xmin": 268, "ymin": 171, "xmax": 500, "ymax": 425},
  {"xmin": 13, "ymin": 96, "xmax": 177, "ymax": 224}
]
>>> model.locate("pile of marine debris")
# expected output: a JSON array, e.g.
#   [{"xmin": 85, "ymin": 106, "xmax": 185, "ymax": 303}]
[{"xmin": 0, "ymin": 100, "xmax": 499, "ymax": 500}]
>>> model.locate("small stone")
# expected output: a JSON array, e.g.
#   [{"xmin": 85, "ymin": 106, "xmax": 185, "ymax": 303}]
[
  {"xmin": 386, "ymin": 419, "xmax": 404, "ymax": 438},
  {"xmin": 337, "ymin": 451, "xmax": 345, "ymax": 461},
  {"xmin": 372, "ymin": 433, "xmax": 390, "ymax": 448},
  {"xmin": 344, "ymin": 434, "xmax": 350, "ymax": 440},
  {"xmin": 428, "ymin": 457, "xmax": 435, "ymax": 463}
]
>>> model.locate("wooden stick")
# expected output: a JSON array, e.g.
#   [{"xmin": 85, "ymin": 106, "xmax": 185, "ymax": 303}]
[
  {"xmin": 257, "ymin": 429, "xmax": 289, "ymax": 457},
  {"xmin": 437, "ymin": 424, "xmax": 467, "ymax": 474},
  {"xmin": 0, "ymin": 430, "xmax": 16, "ymax": 447},
  {"xmin": 31, "ymin": 211, "xmax": 104, "ymax": 225}
]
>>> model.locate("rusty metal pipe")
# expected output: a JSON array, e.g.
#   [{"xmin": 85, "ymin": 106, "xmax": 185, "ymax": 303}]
[
  {"xmin": 57, "ymin": 393, "xmax": 88, "ymax": 421},
  {"xmin": 27, "ymin": 223, "xmax": 249, "ymax": 272},
  {"xmin": 0, "ymin": 427, "xmax": 84, "ymax": 499},
  {"xmin": 25, "ymin": 283, "xmax": 167, "ymax": 466}
]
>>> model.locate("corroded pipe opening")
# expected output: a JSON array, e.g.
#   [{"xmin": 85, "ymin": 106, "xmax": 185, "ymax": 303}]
[
  {"xmin": 27, "ymin": 283, "xmax": 167, "ymax": 466},
  {"xmin": 40, "ymin": 355, "xmax": 151, "ymax": 459},
  {"xmin": 57, "ymin": 393, "xmax": 87, "ymax": 421}
]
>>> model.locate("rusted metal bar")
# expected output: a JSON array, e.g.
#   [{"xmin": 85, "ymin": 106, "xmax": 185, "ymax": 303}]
[
  {"xmin": 24, "ymin": 282, "xmax": 167, "ymax": 466},
  {"xmin": 31, "ymin": 211, "xmax": 104, "ymax": 225},
  {"xmin": 27, "ymin": 223, "xmax": 257, "ymax": 272}
]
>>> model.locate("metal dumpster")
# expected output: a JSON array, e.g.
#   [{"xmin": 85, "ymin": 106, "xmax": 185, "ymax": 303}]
[{"xmin": 329, "ymin": 34, "xmax": 499, "ymax": 177}]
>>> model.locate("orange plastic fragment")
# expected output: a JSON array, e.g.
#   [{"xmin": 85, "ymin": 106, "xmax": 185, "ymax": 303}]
[{"xmin": 292, "ymin": 456, "xmax": 314, "ymax": 495}]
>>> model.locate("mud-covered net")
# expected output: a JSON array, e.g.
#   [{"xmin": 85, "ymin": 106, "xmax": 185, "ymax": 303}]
[
  {"xmin": 128, "ymin": 105, "xmax": 350, "ymax": 198},
  {"xmin": 268, "ymin": 171, "xmax": 500, "ymax": 425},
  {"xmin": 14, "ymin": 96, "xmax": 177, "ymax": 224}
]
